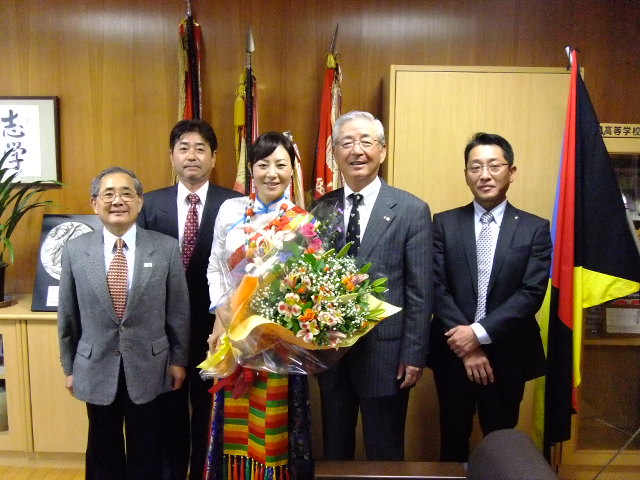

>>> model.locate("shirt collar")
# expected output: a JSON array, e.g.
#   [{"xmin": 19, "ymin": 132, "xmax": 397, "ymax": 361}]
[
  {"xmin": 473, "ymin": 199, "xmax": 507, "ymax": 226},
  {"xmin": 344, "ymin": 176, "xmax": 381, "ymax": 207},
  {"xmin": 103, "ymin": 224, "xmax": 137, "ymax": 252},
  {"xmin": 177, "ymin": 181, "xmax": 208, "ymax": 205}
]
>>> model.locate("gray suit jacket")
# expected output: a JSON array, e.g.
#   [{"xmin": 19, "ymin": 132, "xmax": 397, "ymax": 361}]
[
  {"xmin": 314, "ymin": 180, "xmax": 433, "ymax": 397},
  {"xmin": 58, "ymin": 227, "xmax": 190, "ymax": 405}
]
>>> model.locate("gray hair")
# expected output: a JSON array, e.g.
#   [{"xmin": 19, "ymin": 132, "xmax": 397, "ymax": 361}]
[
  {"xmin": 332, "ymin": 111, "xmax": 386, "ymax": 146},
  {"xmin": 90, "ymin": 166, "xmax": 144, "ymax": 197}
]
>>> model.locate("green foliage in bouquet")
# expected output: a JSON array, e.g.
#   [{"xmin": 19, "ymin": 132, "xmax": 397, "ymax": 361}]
[{"xmin": 250, "ymin": 241, "xmax": 388, "ymax": 348}]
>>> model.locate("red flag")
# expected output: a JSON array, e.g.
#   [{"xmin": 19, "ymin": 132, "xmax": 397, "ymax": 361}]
[
  {"xmin": 178, "ymin": 6, "xmax": 202, "ymax": 120},
  {"xmin": 312, "ymin": 51, "xmax": 342, "ymax": 199}
]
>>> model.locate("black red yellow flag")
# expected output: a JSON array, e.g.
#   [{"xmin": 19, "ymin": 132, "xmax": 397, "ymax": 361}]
[{"xmin": 533, "ymin": 48, "xmax": 640, "ymax": 453}]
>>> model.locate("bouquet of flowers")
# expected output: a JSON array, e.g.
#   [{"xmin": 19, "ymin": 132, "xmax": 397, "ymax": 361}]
[{"xmin": 198, "ymin": 202, "xmax": 400, "ymax": 378}]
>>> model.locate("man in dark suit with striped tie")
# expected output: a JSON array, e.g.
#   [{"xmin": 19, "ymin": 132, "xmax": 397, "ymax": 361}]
[
  {"xmin": 314, "ymin": 111, "xmax": 433, "ymax": 460},
  {"xmin": 138, "ymin": 120, "xmax": 241, "ymax": 480},
  {"xmin": 428, "ymin": 132, "xmax": 552, "ymax": 462}
]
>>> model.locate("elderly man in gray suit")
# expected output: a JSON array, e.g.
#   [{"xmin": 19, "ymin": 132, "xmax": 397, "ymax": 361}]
[
  {"xmin": 314, "ymin": 111, "xmax": 433, "ymax": 460},
  {"xmin": 58, "ymin": 166, "xmax": 190, "ymax": 480}
]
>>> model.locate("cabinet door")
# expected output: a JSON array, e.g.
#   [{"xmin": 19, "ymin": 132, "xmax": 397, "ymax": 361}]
[
  {"xmin": 0, "ymin": 319, "xmax": 29, "ymax": 451},
  {"xmin": 27, "ymin": 320, "xmax": 87, "ymax": 453}
]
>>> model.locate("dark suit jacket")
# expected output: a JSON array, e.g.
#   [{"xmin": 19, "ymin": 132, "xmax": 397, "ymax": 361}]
[
  {"xmin": 138, "ymin": 182, "xmax": 241, "ymax": 366},
  {"xmin": 58, "ymin": 228, "xmax": 190, "ymax": 405},
  {"xmin": 429, "ymin": 202, "xmax": 552, "ymax": 383},
  {"xmin": 314, "ymin": 180, "xmax": 433, "ymax": 398}
]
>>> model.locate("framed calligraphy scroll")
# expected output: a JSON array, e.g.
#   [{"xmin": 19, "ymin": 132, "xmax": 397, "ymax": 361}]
[{"xmin": 0, "ymin": 96, "xmax": 61, "ymax": 182}]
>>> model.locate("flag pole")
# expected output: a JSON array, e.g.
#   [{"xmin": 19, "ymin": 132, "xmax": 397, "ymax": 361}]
[
  {"xmin": 184, "ymin": 0, "xmax": 200, "ymax": 119},
  {"xmin": 245, "ymin": 27, "xmax": 255, "ymax": 193}
]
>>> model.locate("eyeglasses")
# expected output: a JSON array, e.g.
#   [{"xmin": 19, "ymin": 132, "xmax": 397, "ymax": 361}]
[
  {"xmin": 465, "ymin": 163, "xmax": 510, "ymax": 175},
  {"xmin": 336, "ymin": 138, "xmax": 380, "ymax": 150},
  {"xmin": 97, "ymin": 191, "xmax": 137, "ymax": 203}
]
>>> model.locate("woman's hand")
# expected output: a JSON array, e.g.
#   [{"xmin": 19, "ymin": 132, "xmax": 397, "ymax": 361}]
[{"xmin": 207, "ymin": 318, "xmax": 225, "ymax": 353}]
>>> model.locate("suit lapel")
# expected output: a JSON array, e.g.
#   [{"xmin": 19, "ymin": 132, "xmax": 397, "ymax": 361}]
[
  {"xmin": 193, "ymin": 183, "xmax": 222, "ymax": 258},
  {"xmin": 358, "ymin": 182, "xmax": 396, "ymax": 260},
  {"xmin": 459, "ymin": 204, "xmax": 479, "ymax": 296},
  {"xmin": 124, "ymin": 229, "xmax": 155, "ymax": 323},
  {"xmin": 488, "ymin": 202, "xmax": 518, "ymax": 292},
  {"xmin": 84, "ymin": 231, "xmax": 120, "ymax": 324},
  {"xmin": 159, "ymin": 185, "xmax": 180, "ymax": 238}
]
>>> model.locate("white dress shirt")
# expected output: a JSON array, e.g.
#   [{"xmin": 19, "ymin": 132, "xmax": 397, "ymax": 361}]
[
  {"xmin": 470, "ymin": 199, "xmax": 507, "ymax": 345},
  {"xmin": 102, "ymin": 224, "xmax": 137, "ymax": 290},
  {"xmin": 343, "ymin": 176, "xmax": 382, "ymax": 239},
  {"xmin": 176, "ymin": 181, "xmax": 208, "ymax": 250}
]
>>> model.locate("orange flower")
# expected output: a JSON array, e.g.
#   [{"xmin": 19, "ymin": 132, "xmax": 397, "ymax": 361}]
[{"xmin": 299, "ymin": 308, "xmax": 316, "ymax": 321}]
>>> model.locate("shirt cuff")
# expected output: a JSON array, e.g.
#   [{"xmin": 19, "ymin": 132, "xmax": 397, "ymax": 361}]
[{"xmin": 471, "ymin": 322, "xmax": 492, "ymax": 345}]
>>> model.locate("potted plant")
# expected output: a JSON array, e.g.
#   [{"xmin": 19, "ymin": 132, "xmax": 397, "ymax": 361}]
[{"xmin": 0, "ymin": 148, "xmax": 60, "ymax": 302}]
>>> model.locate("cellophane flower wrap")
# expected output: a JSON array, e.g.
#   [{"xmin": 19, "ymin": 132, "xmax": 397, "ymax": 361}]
[{"xmin": 198, "ymin": 202, "xmax": 401, "ymax": 378}]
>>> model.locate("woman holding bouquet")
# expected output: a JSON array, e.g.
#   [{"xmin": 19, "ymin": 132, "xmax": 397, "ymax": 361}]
[{"xmin": 204, "ymin": 132, "xmax": 313, "ymax": 480}]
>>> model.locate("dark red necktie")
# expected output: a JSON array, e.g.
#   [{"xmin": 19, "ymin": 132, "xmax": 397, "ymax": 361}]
[{"xmin": 182, "ymin": 193, "xmax": 200, "ymax": 268}]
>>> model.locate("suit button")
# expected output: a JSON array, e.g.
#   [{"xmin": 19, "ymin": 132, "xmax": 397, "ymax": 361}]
[{"xmin": 115, "ymin": 350, "xmax": 121, "ymax": 356}]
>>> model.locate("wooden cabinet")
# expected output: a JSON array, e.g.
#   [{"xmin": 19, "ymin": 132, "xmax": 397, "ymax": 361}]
[
  {"xmin": 0, "ymin": 311, "xmax": 29, "ymax": 452},
  {"xmin": 0, "ymin": 294, "xmax": 86, "ymax": 456}
]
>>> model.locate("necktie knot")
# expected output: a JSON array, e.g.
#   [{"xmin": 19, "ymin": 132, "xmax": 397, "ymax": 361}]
[
  {"xmin": 115, "ymin": 237, "xmax": 125, "ymax": 251},
  {"xmin": 350, "ymin": 192, "xmax": 363, "ymax": 207},
  {"xmin": 480, "ymin": 211, "xmax": 494, "ymax": 225},
  {"xmin": 188, "ymin": 193, "xmax": 200, "ymax": 206}
]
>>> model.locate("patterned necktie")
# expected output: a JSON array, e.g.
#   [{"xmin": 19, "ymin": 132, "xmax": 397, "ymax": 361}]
[
  {"xmin": 474, "ymin": 211, "xmax": 494, "ymax": 322},
  {"xmin": 107, "ymin": 237, "xmax": 128, "ymax": 320},
  {"xmin": 182, "ymin": 193, "xmax": 200, "ymax": 268},
  {"xmin": 346, "ymin": 193, "xmax": 364, "ymax": 256}
]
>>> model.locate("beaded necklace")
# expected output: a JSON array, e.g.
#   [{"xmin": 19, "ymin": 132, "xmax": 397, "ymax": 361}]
[{"xmin": 242, "ymin": 193, "xmax": 289, "ymax": 249}]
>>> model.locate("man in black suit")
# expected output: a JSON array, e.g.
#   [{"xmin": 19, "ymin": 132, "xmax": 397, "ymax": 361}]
[
  {"xmin": 138, "ymin": 119, "xmax": 241, "ymax": 480},
  {"xmin": 429, "ymin": 132, "xmax": 552, "ymax": 462},
  {"xmin": 314, "ymin": 111, "xmax": 432, "ymax": 461}
]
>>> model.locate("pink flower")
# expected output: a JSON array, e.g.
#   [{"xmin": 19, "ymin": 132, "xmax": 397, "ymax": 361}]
[
  {"xmin": 300, "ymin": 223, "xmax": 316, "ymax": 238},
  {"xmin": 308, "ymin": 236, "xmax": 323, "ymax": 251}
]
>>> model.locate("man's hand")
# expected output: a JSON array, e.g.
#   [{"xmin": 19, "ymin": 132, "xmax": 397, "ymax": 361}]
[
  {"xmin": 462, "ymin": 348, "xmax": 494, "ymax": 385},
  {"xmin": 397, "ymin": 363, "xmax": 423, "ymax": 389},
  {"xmin": 65, "ymin": 374, "xmax": 74, "ymax": 395},
  {"xmin": 446, "ymin": 325, "xmax": 480, "ymax": 357},
  {"xmin": 169, "ymin": 365, "xmax": 187, "ymax": 390}
]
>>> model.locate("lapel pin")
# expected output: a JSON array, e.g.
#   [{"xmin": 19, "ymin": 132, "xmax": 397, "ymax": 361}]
[
  {"xmin": 384, "ymin": 216, "xmax": 391, "ymax": 222},
  {"xmin": 514, "ymin": 216, "xmax": 519, "ymax": 220}
]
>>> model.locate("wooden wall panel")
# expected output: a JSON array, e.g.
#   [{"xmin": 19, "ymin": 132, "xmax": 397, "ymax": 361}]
[{"xmin": 0, "ymin": 0, "xmax": 638, "ymax": 294}]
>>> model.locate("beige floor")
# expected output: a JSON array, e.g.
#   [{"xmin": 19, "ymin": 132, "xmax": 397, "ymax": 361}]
[{"xmin": 1, "ymin": 464, "xmax": 639, "ymax": 479}]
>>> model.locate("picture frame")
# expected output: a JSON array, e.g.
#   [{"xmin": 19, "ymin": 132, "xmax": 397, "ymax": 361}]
[
  {"xmin": 0, "ymin": 96, "xmax": 61, "ymax": 183},
  {"xmin": 32, "ymin": 214, "xmax": 103, "ymax": 312}
]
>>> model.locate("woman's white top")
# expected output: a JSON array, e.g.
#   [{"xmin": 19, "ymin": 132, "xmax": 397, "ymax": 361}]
[{"xmin": 206, "ymin": 195, "xmax": 291, "ymax": 309}]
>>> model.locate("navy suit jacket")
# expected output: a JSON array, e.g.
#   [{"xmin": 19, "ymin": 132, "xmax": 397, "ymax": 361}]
[
  {"xmin": 428, "ymin": 202, "xmax": 552, "ymax": 383},
  {"xmin": 314, "ymin": 180, "xmax": 433, "ymax": 398},
  {"xmin": 138, "ymin": 182, "xmax": 241, "ymax": 366}
]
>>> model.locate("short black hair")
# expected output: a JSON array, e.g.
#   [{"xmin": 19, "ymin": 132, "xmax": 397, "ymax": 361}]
[
  {"xmin": 464, "ymin": 132, "xmax": 514, "ymax": 166},
  {"xmin": 250, "ymin": 132, "xmax": 296, "ymax": 168},
  {"xmin": 169, "ymin": 119, "xmax": 218, "ymax": 151}
]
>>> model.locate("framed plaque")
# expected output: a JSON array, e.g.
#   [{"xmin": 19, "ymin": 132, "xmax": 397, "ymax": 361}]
[
  {"xmin": 32, "ymin": 214, "xmax": 102, "ymax": 311},
  {"xmin": 605, "ymin": 306, "xmax": 640, "ymax": 335}
]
